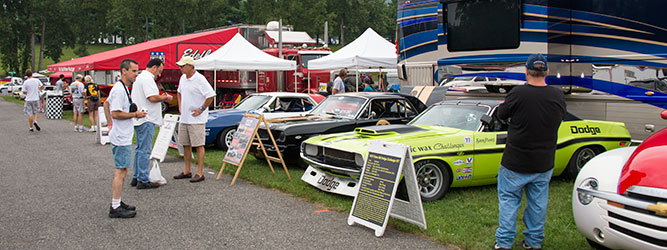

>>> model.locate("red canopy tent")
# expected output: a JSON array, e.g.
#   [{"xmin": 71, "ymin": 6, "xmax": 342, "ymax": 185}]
[
  {"xmin": 49, "ymin": 71, "xmax": 72, "ymax": 78},
  {"xmin": 47, "ymin": 27, "xmax": 239, "ymax": 72}
]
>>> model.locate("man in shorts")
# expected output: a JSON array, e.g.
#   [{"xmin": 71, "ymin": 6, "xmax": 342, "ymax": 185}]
[
  {"xmin": 21, "ymin": 69, "xmax": 43, "ymax": 132},
  {"xmin": 173, "ymin": 56, "xmax": 215, "ymax": 183},
  {"xmin": 69, "ymin": 74, "xmax": 86, "ymax": 132},
  {"xmin": 103, "ymin": 59, "xmax": 146, "ymax": 218}
]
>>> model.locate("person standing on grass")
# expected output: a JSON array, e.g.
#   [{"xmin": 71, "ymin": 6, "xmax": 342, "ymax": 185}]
[
  {"xmin": 22, "ymin": 69, "xmax": 43, "ymax": 132},
  {"xmin": 492, "ymin": 54, "xmax": 566, "ymax": 250},
  {"xmin": 55, "ymin": 74, "xmax": 65, "ymax": 95},
  {"xmin": 130, "ymin": 58, "xmax": 172, "ymax": 189},
  {"xmin": 69, "ymin": 74, "xmax": 86, "ymax": 132},
  {"xmin": 173, "ymin": 56, "xmax": 215, "ymax": 183},
  {"xmin": 84, "ymin": 75, "xmax": 101, "ymax": 132},
  {"xmin": 103, "ymin": 58, "xmax": 146, "ymax": 218}
]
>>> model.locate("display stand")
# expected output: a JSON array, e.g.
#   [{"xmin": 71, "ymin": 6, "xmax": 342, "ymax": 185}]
[
  {"xmin": 216, "ymin": 113, "xmax": 290, "ymax": 186},
  {"xmin": 347, "ymin": 140, "xmax": 427, "ymax": 237},
  {"xmin": 149, "ymin": 114, "xmax": 180, "ymax": 170},
  {"xmin": 97, "ymin": 106, "xmax": 110, "ymax": 145}
]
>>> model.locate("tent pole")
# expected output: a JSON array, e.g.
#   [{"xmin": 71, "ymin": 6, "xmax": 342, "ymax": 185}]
[
  {"xmin": 214, "ymin": 70, "xmax": 217, "ymax": 108},
  {"xmin": 256, "ymin": 71, "xmax": 259, "ymax": 92},
  {"xmin": 379, "ymin": 68, "xmax": 383, "ymax": 91},
  {"xmin": 356, "ymin": 67, "xmax": 359, "ymax": 92}
]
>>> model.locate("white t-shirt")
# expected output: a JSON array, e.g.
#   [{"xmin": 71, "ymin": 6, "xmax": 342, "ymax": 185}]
[
  {"xmin": 69, "ymin": 81, "xmax": 85, "ymax": 98},
  {"xmin": 132, "ymin": 70, "xmax": 162, "ymax": 126},
  {"xmin": 333, "ymin": 76, "xmax": 345, "ymax": 93},
  {"xmin": 177, "ymin": 72, "xmax": 215, "ymax": 124},
  {"xmin": 22, "ymin": 78, "xmax": 43, "ymax": 101},
  {"xmin": 55, "ymin": 80, "xmax": 64, "ymax": 94},
  {"xmin": 107, "ymin": 82, "xmax": 134, "ymax": 146}
]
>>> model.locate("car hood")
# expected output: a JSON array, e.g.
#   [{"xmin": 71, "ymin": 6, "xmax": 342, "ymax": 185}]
[
  {"xmin": 264, "ymin": 115, "xmax": 351, "ymax": 135},
  {"xmin": 617, "ymin": 127, "xmax": 667, "ymax": 194},
  {"xmin": 207, "ymin": 109, "xmax": 248, "ymax": 120}
]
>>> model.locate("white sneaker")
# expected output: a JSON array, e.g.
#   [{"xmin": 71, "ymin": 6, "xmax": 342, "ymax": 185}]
[
  {"xmin": 88, "ymin": 126, "xmax": 96, "ymax": 132},
  {"xmin": 74, "ymin": 126, "xmax": 79, "ymax": 132}
]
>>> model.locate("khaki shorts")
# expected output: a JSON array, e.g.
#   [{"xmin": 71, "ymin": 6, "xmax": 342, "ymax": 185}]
[
  {"xmin": 178, "ymin": 123, "xmax": 206, "ymax": 147},
  {"xmin": 87, "ymin": 99, "xmax": 101, "ymax": 113},
  {"xmin": 72, "ymin": 98, "xmax": 85, "ymax": 113}
]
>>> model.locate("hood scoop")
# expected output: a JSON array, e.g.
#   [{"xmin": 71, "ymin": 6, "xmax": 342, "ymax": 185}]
[{"xmin": 355, "ymin": 124, "xmax": 426, "ymax": 135}]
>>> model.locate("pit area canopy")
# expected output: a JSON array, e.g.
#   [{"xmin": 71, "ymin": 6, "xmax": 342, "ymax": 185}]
[
  {"xmin": 47, "ymin": 27, "xmax": 238, "ymax": 72},
  {"xmin": 194, "ymin": 33, "xmax": 296, "ymax": 71},
  {"xmin": 308, "ymin": 28, "xmax": 397, "ymax": 70},
  {"xmin": 265, "ymin": 30, "xmax": 316, "ymax": 45}
]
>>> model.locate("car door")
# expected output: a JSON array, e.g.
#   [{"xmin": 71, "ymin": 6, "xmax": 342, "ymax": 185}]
[{"xmin": 471, "ymin": 106, "xmax": 508, "ymax": 185}]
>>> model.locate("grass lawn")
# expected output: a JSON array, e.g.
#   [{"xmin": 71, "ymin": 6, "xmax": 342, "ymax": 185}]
[
  {"xmin": 3, "ymin": 96, "xmax": 591, "ymax": 249},
  {"xmin": 1, "ymin": 44, "xmax": 121, "ymax": 75}
]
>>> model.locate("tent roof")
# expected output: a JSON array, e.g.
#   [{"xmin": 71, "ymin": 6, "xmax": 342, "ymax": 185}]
[
  {"xmin": 47, "ymin": 27, "xmax": 238, "ymax": 72},
  {"xmin": 49, "ymin": 71, "xmax": 72, "ymax": 78},
  {"xmin": 265, "ymin": 30, "xmax": 316, "ymax": 44},
  {"xmin": 194, "ymin": 33, "xmax": 296, "ymax": 71},
  {"xmin": 308, "ymin": 28, "xmax": 397, "ymax": 70}
]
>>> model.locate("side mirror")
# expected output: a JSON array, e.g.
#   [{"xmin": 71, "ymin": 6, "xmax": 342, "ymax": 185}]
[{"xmin": 480, "ymin": 114, "xmax": 493, "ymax": 126}]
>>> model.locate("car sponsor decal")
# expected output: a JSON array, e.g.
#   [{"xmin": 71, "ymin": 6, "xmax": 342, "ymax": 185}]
[
  {"xmin": 462, "ymin": 167, "xmax": 472, "ymax": 173},
  {"xmin": 455, "ymin": 174, "xmax": 472, "ymax": 181},
  {"xmin": 465, "ymin": 157, "xmax": 473, "ymax": 165},
  {"xmin": 410, "ymin": 142, "xmax": 465, "ymax": 152},
  {"xmin": 476, "ymin": 137, "xmax": 495, "ymax": 144},
  {"xmin": 456, "ymin": 168, "xmax": 461, "ymax": 173},
  {"xmin": 453, "ymin": 159, "xmax": 465, "ymax": 166},
  {"xmin": 317, "ymin": 174, "xmax": 340, "ymax": 191},
  {"xmin": 463, "ymin": 136, "xmax": 472, "ymax": 144},
  {"xmin": 570, "ymin": 125, "xmax": 601, "ymax": 135}
]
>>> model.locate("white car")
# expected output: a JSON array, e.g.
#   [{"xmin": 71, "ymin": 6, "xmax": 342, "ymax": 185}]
[
  {"xmin": 16, "ymin": 85, "xmax": 59, "ymax": 100},
  {"xmin": 572, "ymin": 110, "xmax": 667, "ymax": 250},
  {"xmin": 0, "ymin": 77, "xmax": 23, "ymax": 93},
  {"xmin": 439, "ymin": 76, "xmax": 524, "ymax": 93}
]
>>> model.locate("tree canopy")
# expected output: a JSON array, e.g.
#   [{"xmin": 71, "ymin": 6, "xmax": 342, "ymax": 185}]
[{"xmin": 0, "ymin": 0, "xmax": 397, "ymax": 75}]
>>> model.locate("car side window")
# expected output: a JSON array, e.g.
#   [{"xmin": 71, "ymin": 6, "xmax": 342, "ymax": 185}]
[
  {"xmin": 300, "ymin": 98, "xmax": 315, "ymax": 111},
  {"xmin": 484, "ymin": 109, "xmax": 509, "ymax": 132},
  {"xmin": 474, "ymin": 77, "xmax": 487, "ymax": 82},
  {"xmin": 373, "ymin": 99, "xmax": 403, "ymax": 119}
]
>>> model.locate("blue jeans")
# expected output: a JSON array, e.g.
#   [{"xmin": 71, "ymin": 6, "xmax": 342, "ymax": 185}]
[
  {"xmin": 495, "ymin": 165, "xmax": 553, "ymax": 249},
  {"xmin": 133, "ymin": 122, "xmax": 155, "ymax": 183}
]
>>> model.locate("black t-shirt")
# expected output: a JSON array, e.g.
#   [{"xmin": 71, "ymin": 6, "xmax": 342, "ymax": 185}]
[
  {"xmin": 496, "ymin": 84, "xmax": 566, "ymax": 173},
  {"xmin": 86, "ymin": 83, "xmax": 99, "ymax": 97}
]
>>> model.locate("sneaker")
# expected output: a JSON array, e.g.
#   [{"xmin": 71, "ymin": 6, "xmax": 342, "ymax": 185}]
[
  {"xmin": 109, "ymin": 205, "xmax": 136, "ymax": 218},
  {"xmin": 493, "ymin": 243, "xmax": 511, "ymax": 250},
  {"xmin": 190, "ymin": 174, "xmax": 205, "ymax": 183},
  {"xmin": 120, "ymin": 201, "xmax": 136, "ymax": 211},
  {"xmin": 521, "ymin": 241, "xmax": 541, "ymax": 250},
  {"xmin": 130, "ymin": 178, "xmax": 137, "ymax": 187},
  {"xmin": 137, "ymin": 182, "xmax": 160, "ymax": 189},
  {"xmin": 33, "ymin": 121, "xmax": 40, "ymax": 131},
  {"xmin": 29, "ymin": 128, "xmax": 34, "ymax": 132},
  {"xmin": 74, "ymin": 126, "xmax": 78, "ymax": 132},
  {"xmin": 88, "ymin": 127, "xmax": 96, "ymax": 132}
]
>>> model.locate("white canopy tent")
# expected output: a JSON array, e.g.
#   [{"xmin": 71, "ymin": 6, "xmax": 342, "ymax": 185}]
[
  {"xmin": 308, "ymin": 28, "xmax": 397, "ymax": 92},
  {"xmin": 194, "ymin": 33, "xmax": 298, "ymax": 105}
]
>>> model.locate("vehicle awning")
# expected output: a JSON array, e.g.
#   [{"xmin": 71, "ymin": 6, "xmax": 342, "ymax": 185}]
[{"xmin": 47, "ymin": 27, "xmax": 239, "ymax": 72}]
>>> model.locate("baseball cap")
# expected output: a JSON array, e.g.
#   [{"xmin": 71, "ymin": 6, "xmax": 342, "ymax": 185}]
[
  {"xmin": 363, "ymin": 76, "xmax": 372, "ymax": 84},
  {"xmin": 176, "ymin": 56, "xmax": 195, "ymax": 66},
  {"xmin": 526, "ymin": 53, "xmax": 548, "ymax": 72},
  {"xmin": 75, "ymin": 74, "xmax": 83, "ymax": 79}
]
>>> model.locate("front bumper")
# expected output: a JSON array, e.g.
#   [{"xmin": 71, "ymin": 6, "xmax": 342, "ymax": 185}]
[{"xmin": 301, "ymin": 165, "xmax": 359, "ymax": 197}]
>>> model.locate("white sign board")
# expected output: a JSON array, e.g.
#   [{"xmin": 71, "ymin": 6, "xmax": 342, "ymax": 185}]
[
  {"xmin": 347, "ymin": 140, "xmax": 426, "ymax": 237},
  {"xmin": 150, "ymin": 114, "xmax": 180, "ymax": 162},
  {"xmin": 97, "ymin": 106, "xmax": 110, "ymax": 145}
]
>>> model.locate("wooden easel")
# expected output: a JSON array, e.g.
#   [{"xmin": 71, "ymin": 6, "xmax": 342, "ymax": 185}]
[{"xmin": 216, "ymin": 113, "xmax": 291, "ymax": 186}]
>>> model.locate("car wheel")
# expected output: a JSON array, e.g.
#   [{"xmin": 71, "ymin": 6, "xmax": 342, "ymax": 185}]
[
  {"xmin": 565, "ymin": 146, "xmax": 601, "ymax": 179},
  {"xmin": 415, "ymin": 160, "xmax": 451, "ymax": 201},
  {"xmin": 216, "ymin": 127, "xmax": 236, "ymax": 151}
]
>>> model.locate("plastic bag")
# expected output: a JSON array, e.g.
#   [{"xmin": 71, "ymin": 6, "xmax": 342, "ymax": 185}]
[{"xmin": 149, "ymin": 161, "xmax": 167, "ymax": 185}]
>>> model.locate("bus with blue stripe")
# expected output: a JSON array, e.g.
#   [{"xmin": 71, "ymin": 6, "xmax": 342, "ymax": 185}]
[{"xmin": 397, "ymin": 0, "xmax": 667, "ymax": 109}]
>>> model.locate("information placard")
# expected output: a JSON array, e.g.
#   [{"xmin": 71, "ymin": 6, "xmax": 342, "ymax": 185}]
[
  {"xmin": 97, "ymin": 106, "xmax": 110, "ymax": 145},
  {"xmin": 347, "ymin": 140, "xmax": 427, "ymax": 237},
  {"xmin": 150, "ymin": 114, "xmax": 180, "ymax": 162},
  {"xmin": 223, "ymin": 115, "xmax": 260, "ymax": 165}
]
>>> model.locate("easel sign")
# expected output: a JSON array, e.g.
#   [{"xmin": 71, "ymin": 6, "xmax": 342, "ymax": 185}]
[
  {"xmin": 150, "ymin": 114, "xmax": 180, "ymax": 163},
  {"xmin": 216, "ymin": 113, "xmax": 291, "ymax": 186},
  {"xmin": 347, "ymin": 140, "xmax": 427, "ymax": 237},
  {"xmin": 97, "ymin": 106, "xmax": 110, "ymax": 145}
]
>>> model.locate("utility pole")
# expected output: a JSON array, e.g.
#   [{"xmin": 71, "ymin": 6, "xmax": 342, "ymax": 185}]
[{"xmin": 324, "ymin": 21, "xmax": 328, "ymax": 47}]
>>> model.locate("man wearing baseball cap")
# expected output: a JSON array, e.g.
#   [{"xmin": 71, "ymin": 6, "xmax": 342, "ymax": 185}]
[
  {"xmin": 173, "ymin": 56, "xmax": 215, "ymax": 183},
  {"xmin": 493, "ymin": 54, "xmax": 566, "ymax": 250}
]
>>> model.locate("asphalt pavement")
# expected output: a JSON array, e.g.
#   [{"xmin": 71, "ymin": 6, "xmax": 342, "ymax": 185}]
[{"xmin": 0, "ymin": 98, "xmax": 448, "ymax": 250}]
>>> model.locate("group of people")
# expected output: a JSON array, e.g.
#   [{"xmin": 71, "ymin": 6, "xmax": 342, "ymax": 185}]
[
  {"xmin": 104, "ymin": 56, "xmax": 214, "ymax": 219},
  {"xmin": 330, "ymin": 68, "xmax": 384, "ymax": 94},
  {"xmin": 49, "ymin": 73, "xmax": 102, "ymax": 132}
]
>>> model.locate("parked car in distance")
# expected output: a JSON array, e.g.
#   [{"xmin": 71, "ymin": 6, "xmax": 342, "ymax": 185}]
[
  {"xmin": 301, "ymin": 98, "xmax": 632, "ymax": 201},
  {"xmin": 440, "ymin": 76, "xmax": 525, "ymax": 93},
  {"xmin": 205, "ymin": 92, "xmax": 324, "ymax": 150},
  {"xmin": 572, "ymin": 109, "xmax": 667, "ymax": 250},
  {"xmin": 628, "ymin": 78, "xmax": 667, "ymax": 93}
]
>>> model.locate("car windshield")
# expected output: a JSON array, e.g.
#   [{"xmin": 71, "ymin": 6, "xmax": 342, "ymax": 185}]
[
  {"xmin": 300, "ymin": 54, "xmax": 327, "ymax": 68},
  {"xmin": 233, "ymin": 95, "xmax": 271, "ymax": 111},
  {"xmin": 310, "ymin": 96, "xmax": 366, "ymax": 118},
  {"xmin": 410, "ymin": 104, "xmax": 490, "ymax": 131}
]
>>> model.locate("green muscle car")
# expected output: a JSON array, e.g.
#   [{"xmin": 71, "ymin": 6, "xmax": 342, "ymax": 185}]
[{"xmin": 300, "ymin": 99, "xmax": 632, "ymax": 201}]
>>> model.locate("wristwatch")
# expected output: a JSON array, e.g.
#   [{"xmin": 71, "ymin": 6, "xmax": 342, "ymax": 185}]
[{"xmin": 199, "ymin": 106, "xmax": 205, "ymax": 111}]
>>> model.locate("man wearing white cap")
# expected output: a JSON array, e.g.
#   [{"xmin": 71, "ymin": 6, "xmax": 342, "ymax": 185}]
[
  {"xmin": 69, "ymin": 74, "xmax": 86, "ymax": 132},
  {"xmin": 173, "ymin": 56, "xmax": 215, "ymax": 183}
]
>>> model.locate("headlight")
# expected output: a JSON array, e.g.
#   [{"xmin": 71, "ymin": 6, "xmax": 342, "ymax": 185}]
[
  {"xmin": 355, "ymin": 153, "xmax": 365, "ymax": 167},
  {"xmin": 304, "ymin": 144, "xmax": 318, "ymax": 156},
  {"xmin": 577, "ymin": 177, "xmax": 599, "ymax": 205}
]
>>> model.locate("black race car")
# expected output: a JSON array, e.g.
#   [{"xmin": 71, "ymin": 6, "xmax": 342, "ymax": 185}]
[{"xmin": 255, "ymin": 92, "xmax": 427, "ymax": 165}]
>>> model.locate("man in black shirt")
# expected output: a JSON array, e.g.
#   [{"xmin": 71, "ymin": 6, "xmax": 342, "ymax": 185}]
[{"xmin": 493, "ymin": 54, "xmax": 566, "ymax": 250}]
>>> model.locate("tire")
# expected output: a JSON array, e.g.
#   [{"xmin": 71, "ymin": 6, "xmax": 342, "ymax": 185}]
[
  {"xmin": 564, "ymin": 146, "xmax": 601, "ymax": 179},
  {"xmin": 215, "ymin": 127, "xmax": 236, "ymax": 151},
  {"xmin": 414, "ymin": 160, "xmax": 451, "ymax": 201}
]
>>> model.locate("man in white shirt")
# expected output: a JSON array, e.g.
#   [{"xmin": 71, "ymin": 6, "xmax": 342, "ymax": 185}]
[
  {"xmin": 332, "ymin": 68, "xmax": 347, "ymax": 94},
  {"xmin": 21, "ymin": 69, "xmax": 44, "ymax": 132},
  {"xmin": 130, "ymin": 58, "xmax": 172, "ymax": 189},
  {"xmin": 103, "ymin": 59, "xmax": 146, "ymax": 218},
  {"xmin": 69, "ymin": 74, "xmax": 86, "ymax": 132},
  {"xmin": 173, "ymin": 56, "xmax": 215, "ymax": 183}
]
